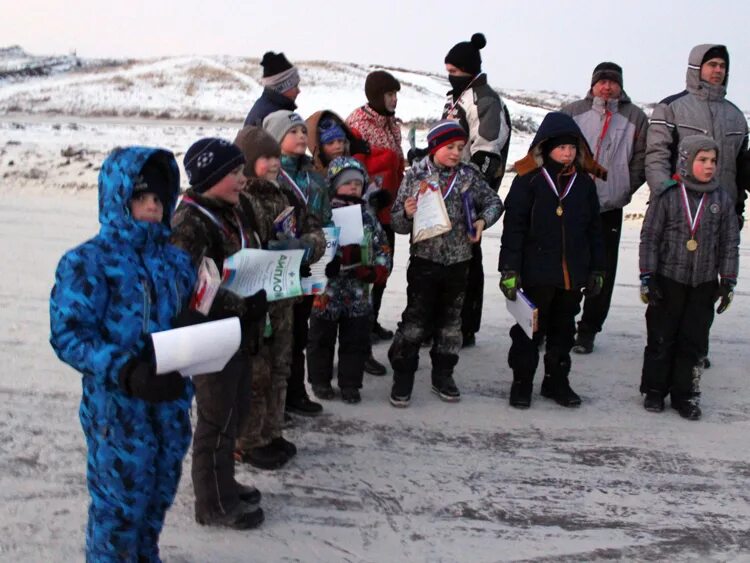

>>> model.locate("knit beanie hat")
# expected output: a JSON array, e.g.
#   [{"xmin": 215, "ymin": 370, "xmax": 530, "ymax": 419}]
[
  {"xmin": 542, "ymin": 134, "xmax": 578, "ymax": 157},
  {"xmin": 701, "ymin": 45, "xmax": 729, "ymax": 66},
  {"xmin": 132, "ymin": 155, "xmax": 172, "ymax": 205},
  {"xmin": 319, "ymin": 118, "xmax": 347, "ymax": 145},
  {"xmin": 234, "ymin": 126, "xmax": 281, "ymax": 178},
  {"xmin": 183, "ymin": 138, "xmax": 245, "ymax": 193},
  {"xmin": 260, "ymin": 51, "xmax": 301, "ymax": 94},
  {"xmin": 591, "ymin": 61, "xmax": 623, "ymax": 88},
  {"xmin": 444, "ymin": 33, "xmax": 486, "ymax": 76},
  {"xmin": 365, "ymin": 71, "xmax": 401, "ymax": 115},
  {"xmin": 326, "ymin": 156, "xmax": 369, "ymax": 197},
  {"xmin": 427, "ymin": 119, "xmax": 468, "ymax": 155},
  {"xmin": 262, "ymin": 110, "xmax": 307, "ymax": 145}
]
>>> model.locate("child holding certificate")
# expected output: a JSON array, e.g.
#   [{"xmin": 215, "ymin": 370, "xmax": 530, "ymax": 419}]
[
  {"xmin": 639, "ymin": 135, "xmax": 739, "ymax": 420},
  {"xmin": 499, "ymin": 112, "xmax": 605, "ymax": 410},
  {"xmin": 388, "ymin": 120, "xmax": 503, "ymax": 407}
]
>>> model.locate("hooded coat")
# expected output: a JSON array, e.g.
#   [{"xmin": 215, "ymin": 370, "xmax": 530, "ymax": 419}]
[
  {"xmin": 49, "ymin": 147, "xmax": 196, "ymax": 561},
  {"xmin": 306, "ymin": 110, "xmax": 362, "ymax": 173},
  {"xmin": 499, "ymin": 112, "xmax": 606, "ymax": 290},
  {"xmin": 646, "ymin": 44, "xmax": 748, "ymax": 212},
  {"xmin": 640, "ymin": 135, "xmax": 739, "ymax": 287}
]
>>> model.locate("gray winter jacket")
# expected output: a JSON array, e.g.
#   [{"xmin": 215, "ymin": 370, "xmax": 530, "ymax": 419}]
[
  {"xmin": 640, "ymin": 136, "xmax": 739, "ymax": 286},
  {"xmin": 392, "ymin": 158, "xmax": 503, "ymax": 265},
  {"xmin": 646, "ymin": 44, "xmax": 748, "ymax": 208},
  {"xmin": 562, "ymin": 92, "xmax": 648, "ymax": 212}
]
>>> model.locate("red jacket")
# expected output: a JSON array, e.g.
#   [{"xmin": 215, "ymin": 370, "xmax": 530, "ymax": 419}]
[{"xmin": 346, "ymin": 105, "xmax": 405, "ymax": 224}]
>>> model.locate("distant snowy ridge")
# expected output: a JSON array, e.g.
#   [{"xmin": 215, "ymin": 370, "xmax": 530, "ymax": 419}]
[{"xmin": 0, "ymin": 47, "xmax": 576, "ymax": 131}]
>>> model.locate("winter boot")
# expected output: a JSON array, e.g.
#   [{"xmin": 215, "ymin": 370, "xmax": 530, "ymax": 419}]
[
  {"xmin": 341, "ymin": 387, "xmax": 362, "ymax": 404},
  {"xmin": 269, "ymin": 436, "xmax": 297, "ymax": 458},
  {"xmin": 390, "ymin": 371, "xmax": 414, "ymax": 408},
  {"xmin": 285, "ymin": 394, "xmax": 323, "ymax": 417},
  {"xmin": 364, "ymin": 354, "xmax": 387, "ymax": 376},
  {"xmin": 509, "ymin": 380, "xmax": 533, "ymax": 409},
  {"xmin": 461, "ymin": 332, "xmax": 476, "ymax": 348},
  {"xmin": 235, "ymin": 443, "xmax": 289, "ymax": 470},
  {"xmin": 235, "ymin": 482, "xmax": 262, "ymax": 505},
  {"xmin": 430, "ymin": 352, "xmax": 461, "ymax": 402},
  {"xmin": 540, "ymin": 376, "xmax": 581, "ymax": 407},
  {"xmin": 643, "ymin": 390, "xmax": 665, "ymax": 413},
  {"xmin": 196, "ymin": 503, "xmax": 265, "ymax": 530},
  {"xmin": 372, "ymin": 322, "xmax": 394, "ymax": 341},
  {"xmin": 572, "ymin": 331, "xmax": 595, "ymax": 354},
  {"xmin": 671, "ymin": 395, "xmax": 702, "ymax": 420},
  {"xmin": 311, "ymin": 383, "xmax": 337, "ymax": 400}
]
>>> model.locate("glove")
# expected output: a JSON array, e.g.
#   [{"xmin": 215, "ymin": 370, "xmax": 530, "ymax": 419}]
[
  {"xmin": 368, "ymin": 189, "xmax": 393, "ymax": 212},
  {"xmin": 639, "ymin": 273, "xmax": 663, "ymax": 305},
  {"xmin": 470, "ymin": 151, "xmax": 502, "ymax": 186},
  {"xmin": 352, "ymin": 265, "xmax": 388, "ymax": 285},
  {"xmin": 583, "ymin": 271, "xmax": 605, "ymax": 297},
  {"xmin": 172, "ymin": 308, "xmax": 210, "ymax": 328},
  {"xmin": 407, "ymin": 147, "xmax": 428, "ymax": 166},
  {"xmin": 118, "ymin": 343, "xmax": 185, "ymax": 402},
  {"xmin": 325, "ymin": 255, "xmax": 341, "ymax": 278},
  {"xmin": 499, "ymin": 271, "xmax": 519, "ymax": 301},
  {"xmin": 715, "ymin": 278, "xmax": 735, "ymax": 314},
  {"xmin": 300, "ymin": 263, "xmax": 312, "ymax": 278},
  {"xmin": 339, "ymin": 244, "xmax": 362, "ymax": 266},
  {"xmin": 349, "ymin": 136, "xmax": 370, "ymax": 156},
  {"xmin": 243, "ymin": 289, "xmax": 268, "ymax": 323}
]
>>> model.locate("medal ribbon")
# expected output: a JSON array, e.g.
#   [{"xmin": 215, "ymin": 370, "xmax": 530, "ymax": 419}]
[
  {"xmin": 279, "ymin": 169, "xmax": 309, "ymax": 204},
  {"xmin": 679, "ymin": 183, "xmax": 707, "ymax": 239},
  {"xmin": 182, "ymin": 196, "xmax": 249, "ymax": 249},
  {"xmin": 541, "ymin": 168, "xmax": 577, "ymax": 205}
]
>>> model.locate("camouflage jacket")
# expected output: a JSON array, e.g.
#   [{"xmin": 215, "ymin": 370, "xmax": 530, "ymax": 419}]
[
  {"xmin": 312, "ymin": 199, "xmax": 392, "ymax": 320},
  {"xmin": 391, "ymin": 158, "xmax": 504, "ymax": 265},
  {"xmin": 170, "ymin": 189, "xmax": 261, "ymax": 319}
]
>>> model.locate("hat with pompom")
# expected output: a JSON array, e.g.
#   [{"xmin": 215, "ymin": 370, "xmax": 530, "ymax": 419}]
[{"xmin": 444, "ymin": 33, "xmax": 486, "ymax": 76}]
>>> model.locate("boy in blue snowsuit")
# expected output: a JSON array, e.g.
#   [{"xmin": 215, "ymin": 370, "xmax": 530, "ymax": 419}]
[{"xmin": 50, "ymin": 147, "xmax": 197, "ymax": 562}]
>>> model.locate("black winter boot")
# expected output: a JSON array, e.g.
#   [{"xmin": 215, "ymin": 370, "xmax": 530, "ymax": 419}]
[
  {"xmin": 572, "ymin": 331, "xmax": 595, "ymax": 354},
  {"xmin": 509, "ymin": 380, "xmax": 533, "ymax": 409},
  {"xmin": 540, "ymin": 376, "xmax": 581, "ymax": 407},
  {"xmin": 390, "ymin": 371, "xmax": 414, "ymax": 407},
  {"xmin": 430, "ymin": 352, "xmax": 461, "ymax": 402},
  {"xmin": 643, "ymin": 390, "xmax": 665, "ymax": 413},
  {"xmin": 671, "ymin": 395, "xmax": 702, "ymax": 420}
]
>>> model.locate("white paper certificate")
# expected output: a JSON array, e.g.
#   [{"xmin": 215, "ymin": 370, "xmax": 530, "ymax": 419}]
[
  {"xmin": 505, "ymin": 289, "xmax": 538, "ymax": 339},
  {"xmin": 151, "ymin": 317, "xmax": 241, "ymax": 377},
  {"xmin": 413, "ymin": 184, "xmax": 451, "ymax": 242},
  {"xmin": 222, "ymin": 248, "xmax": 304, "ymax": 301},
  {"xmin": 302, "ymin": 226, "xmax": 340, "ymax": 295},
  {"xmin": 332, "ymin": 204, "xmax": 365, "ymax": 246}
]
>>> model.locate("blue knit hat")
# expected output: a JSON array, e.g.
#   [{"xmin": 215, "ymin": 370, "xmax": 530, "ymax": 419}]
[
  {"xmin": 319, "ymin": 118, "xmax": 346, "ymax": 145},
  {"xmin": 427, "ymin": 119, "xmax": 468, "ymax": 155}
]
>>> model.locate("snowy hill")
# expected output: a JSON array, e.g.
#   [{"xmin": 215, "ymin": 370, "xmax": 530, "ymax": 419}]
[{"xmin": 0, "ymin": 47, "xmax": 564, "ymax": 128}]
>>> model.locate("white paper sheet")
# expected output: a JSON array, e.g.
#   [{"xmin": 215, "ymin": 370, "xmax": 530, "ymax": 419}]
[
  {"xmin": 412, "ymin": 184, "xmax": 452, "ymax": 242},
  {"xmin": 301, "ymin": 226, "xmax": 340, "ymax": 295},
  {"xmin": 222, "ymin": 248, "xmax": 304, "ymax": 301},
  {"xmin": 151, "ymin": 317, "xmax": 241, "ymax": 377},
  {"xmin": 332, "ymin": 204, "xmax": 364, "ymax": 245},
  {"xmin": 505, "ymin": 289, "xmax": 538, "ymax": 339}
]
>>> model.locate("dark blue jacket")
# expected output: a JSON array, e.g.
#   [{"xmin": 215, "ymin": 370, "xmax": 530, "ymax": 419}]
[
  {"xmin": 499, "ymin": 112, "xmax": 605, "ymax": 289},
  {"xmin": 244, "ymin": 88, "xmax": 297, "ymax": 126}
]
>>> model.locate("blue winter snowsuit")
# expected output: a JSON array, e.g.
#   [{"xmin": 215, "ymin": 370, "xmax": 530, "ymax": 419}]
[{"xmin": 49, "ymin": 147, "xmax": 196, "ymax": 562}]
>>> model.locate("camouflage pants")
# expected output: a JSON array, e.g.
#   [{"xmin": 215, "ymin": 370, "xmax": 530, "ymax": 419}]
[
  {"xmin": 237, "ymin": 301, "xmax": 293, "ymax": 451},
  {"xmin": 389, "ymin": 257, "xmax": 469, "ymax": 371},
  {"xmin": 81, "ymin": 391, "xmax": 191, "ymax": 563}
]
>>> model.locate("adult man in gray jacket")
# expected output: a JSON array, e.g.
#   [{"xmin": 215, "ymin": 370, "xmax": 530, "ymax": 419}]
[
  {"xmin": 562, "ymin": 62, "xmax": 648, "ymax": 353},
  {"xmin": 646, "ymin": 44, "xmax": 748, "ymax": 219}
]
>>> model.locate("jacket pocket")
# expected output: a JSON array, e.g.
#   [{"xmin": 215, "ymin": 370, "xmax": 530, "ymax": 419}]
[{"xmin": 676, "ymin": 123, "xmax": 709, "ymax": 134}]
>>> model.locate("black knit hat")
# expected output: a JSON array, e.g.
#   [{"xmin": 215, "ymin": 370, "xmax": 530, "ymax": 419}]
[
  {"xmin": 591, "ymin": 61, "xmax": 623, "ymax": 88},
  {"xmin": 234, "ymin": 126, "xmax": 281, "ymax": 178},
  {"xmin": 444, "ymin": 33, "xmax": 486, "ymax": 76},
  {"xmin": 133, "ymin": 155, "xmax": 172, "ymax": 205},
  {"xmin": 365, "ymin": 71, "xmax": 401, "ymax": 115},
  {"xmin": 183, "ymin": 138, "xmax": 245, "ymax": 193},
  {"xmin": 261, "ymin": 51, "xmax": 293, "ymax": 77},
  {"xmin": 701, "ymin": 45, "xmax": 729, "ymax": 65},
  {"xmin": 542, "ymin": 134, "xmax": 578, "ymax": 158}
]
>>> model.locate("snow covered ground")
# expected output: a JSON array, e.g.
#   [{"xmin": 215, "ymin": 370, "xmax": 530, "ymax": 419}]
[{"xmin": 1, "ymin": 115, "xmax": 750, "ymax": 562}]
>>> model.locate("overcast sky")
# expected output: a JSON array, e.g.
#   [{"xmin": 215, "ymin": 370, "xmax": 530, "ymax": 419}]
[{"xmin": 2, "ymin": 0, "xmax": 749, "ymax": 109}]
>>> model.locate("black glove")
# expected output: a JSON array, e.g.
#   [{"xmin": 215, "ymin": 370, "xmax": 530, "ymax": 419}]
[
  {"xmin": 300, "ymin": 263, "xmax": 312, "ymax": 278},
  {"xmin": 325, "ymin": 255, "xmax": 341, "ymax": 278},
  {"xmin": 639, "ymin": 273, "xmax": 663, "ymax": 305},
  {"xmin": 349, "ymin": 137, "xmax": 370, "ymax": 156},
  {"xmin": 470, "ymin": 151, "xmax": 502, "ymax": 186},
  {"xmin": 499, "ymin": 271, "xmax": 520, "ymax": 301},
  {"xmin": 243, "ymin": 289, "xmax": 268, "ymax": 322},
  {"xmin": 118, "ymin": 345, "xmax": 185, "ymax": 403},
  {"xmin": 172, "ymin": 308, "xmax": 210, "ymax": 328},
  {"xmin": 407, "ymin": 147, "xmax": 428, "ymax": 166},
  {"xmin": 369, "ymin": 189, "xmax": 393, "ymax": 212},
  {"xmin": 583, "ymin": 271, "xmax": 605, "ymax": 297},
  {"xmin": 715, "ymin": 278, "xmax": 735, "ymax": 314}
]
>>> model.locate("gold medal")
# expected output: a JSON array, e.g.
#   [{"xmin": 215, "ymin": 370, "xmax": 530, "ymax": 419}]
[
  {"xmin": 686, "ymin": 239, "xmax": 698, "ymax": 251},
  {"xmin": 556, "ymin": 206, "xmax": 563, "ymax": 217}
]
